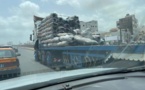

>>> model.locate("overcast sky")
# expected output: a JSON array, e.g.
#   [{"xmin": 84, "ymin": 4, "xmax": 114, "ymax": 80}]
[{"xmin": 0, "ymin": 0, "xmax": 145, "ymax": 44}]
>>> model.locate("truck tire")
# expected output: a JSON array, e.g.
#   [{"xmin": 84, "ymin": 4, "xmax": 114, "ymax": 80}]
[
  {"xmin": 54, "ymin": 67, "xmax": 61, "ymax": 71},
  {"xmin": 38, "ymin": 51, "xmax": 41, "ymax": 62},
  {"xmin": 40, "ymin": 51, "xmax": 46, "ymax": 65},
  {"xmin": 46, "ymin": 51, "xmax": 52, "ymax": 67}
]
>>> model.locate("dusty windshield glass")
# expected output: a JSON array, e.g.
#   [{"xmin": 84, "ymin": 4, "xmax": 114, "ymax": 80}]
[{"xmin": 0, "ymin": 0, "xmax": 145, "ymax": 85}]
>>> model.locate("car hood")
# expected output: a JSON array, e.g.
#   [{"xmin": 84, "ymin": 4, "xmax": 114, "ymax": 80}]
[
  {"xmin": 0, "ymin": 57, "xmax": 16, "ymax": 61},
  {"xmin": 0, "ymin": 68, "xmax": 115, "ymax": 90}
]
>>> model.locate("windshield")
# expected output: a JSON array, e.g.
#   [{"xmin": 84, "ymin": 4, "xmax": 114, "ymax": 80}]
[
  {"xmin": 0, "ymin": 50, "xmax": 15, "ymax": 58},
  {"xmin": 0, "ymin": 0, "xmax": 145, "ymax": 89}
]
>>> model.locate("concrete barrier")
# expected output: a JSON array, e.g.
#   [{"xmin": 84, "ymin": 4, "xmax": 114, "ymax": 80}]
[
  {"xmin": 18, "ymin": 45, "xmax": 34, "ymax": 51},
  {"xmin": 21, "ymin": 47, "xmax": 34, "ymax": 51}
]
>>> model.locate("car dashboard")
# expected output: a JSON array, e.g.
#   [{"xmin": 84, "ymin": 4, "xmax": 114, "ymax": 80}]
[{"xmin": 37, "ymin": 72, "xmax": 145, "ymax": 90}]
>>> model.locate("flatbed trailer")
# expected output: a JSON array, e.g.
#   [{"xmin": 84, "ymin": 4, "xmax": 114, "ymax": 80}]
[{"xmin": 34, "ymin": 44, "xmax": 145, "ymax": 70}]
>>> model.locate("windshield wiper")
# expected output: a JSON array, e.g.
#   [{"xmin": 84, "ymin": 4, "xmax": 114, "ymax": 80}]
[
  {"xmin": 126, "ymin": 65, "xmax": 145, "ymax": 72},
  {"xmin": 110, "ymin": 65, "xmax": 145, "ymax": 74}
]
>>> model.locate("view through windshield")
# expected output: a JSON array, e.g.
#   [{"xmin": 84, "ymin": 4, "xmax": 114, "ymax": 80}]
[{"xmin": 0, "ymin": 0, "xmax": 145, "ymax": 88}]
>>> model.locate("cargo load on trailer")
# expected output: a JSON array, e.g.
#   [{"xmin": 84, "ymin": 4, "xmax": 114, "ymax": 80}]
[{"xmin": 36, "ymin": 13, "xmax": 98, "ymax": 47}]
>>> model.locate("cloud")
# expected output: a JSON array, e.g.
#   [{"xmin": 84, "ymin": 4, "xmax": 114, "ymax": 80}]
[
  {"xmin": 40, "ymin": 0, "xmax": 49, "ymax": 2},
  {"xmin": 19, "ymin": 1, "xmax": 39, "ymax": 17},
  {"xmin": 1, "ymin": 0, "xmax": 145, "ymax": 45},
  {"xmin": 56, "ymin": 0, "xmax": 145, "ymax": 31},
  {"xmin": 0, "ymin": 1, "xmax": 39, "ymax": 44},
  {"xmin": 56, "ymin": 0, "xmax": 80, "ymax": 8}
]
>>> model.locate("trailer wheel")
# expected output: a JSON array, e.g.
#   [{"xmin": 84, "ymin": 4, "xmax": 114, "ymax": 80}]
[
  {"xmin": 63, "ymin": 54, "xmax": 72, "ymax": 70},
  {"xmin": 55, "ymin": 67, "xmax": 61, "ymax": 71},
  {"xmin": 40, "ymin": 51, "xmax": 46, "ymax": 65},
  {"xmin": 37, "ymin": 51, "xmax": 41, "ymax": 62},
  {"xmin": 46, "ymin": 51, "xmax": 52, "ymax": 67},
  {"xmin": 84, "ymin": 56, "xmax": 91, "ymax": 67}
]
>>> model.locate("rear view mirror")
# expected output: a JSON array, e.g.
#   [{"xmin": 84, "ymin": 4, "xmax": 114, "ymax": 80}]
[
  {"xmin": 30, "ymin": 34, "xmax": 32, "ymax": 41},
  {"xmin": 15, "ymin": 48, "xmax": 18, "ymax": 52},
  {"xmin": 16, "ymin": 53, "xmax": 21, "ymax": 56}
]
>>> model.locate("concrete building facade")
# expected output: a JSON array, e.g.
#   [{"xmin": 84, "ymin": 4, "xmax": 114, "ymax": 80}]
[
  {"xmin": 80, "ymin": 20, "xmax": 98, "ymax": 34},
  {"xmin": 117, "ymin": 14, "xmax": 138, "ymax": 43}
]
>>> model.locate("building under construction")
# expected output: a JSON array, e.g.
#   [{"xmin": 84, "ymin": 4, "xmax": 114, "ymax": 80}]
[{"xmin": 116, "ymin": 14, "xmax": 138, "ymax": 43}]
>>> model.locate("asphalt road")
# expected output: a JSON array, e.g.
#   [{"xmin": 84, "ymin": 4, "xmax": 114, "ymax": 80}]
[{"xmin": 17, "ymin": 47, "xmax": 53, "ymax": 76}]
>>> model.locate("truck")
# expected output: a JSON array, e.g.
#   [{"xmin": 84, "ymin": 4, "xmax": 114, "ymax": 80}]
[{"xmin": 31, "ymin": 13, "xmax": 145, "ymax": 70}]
